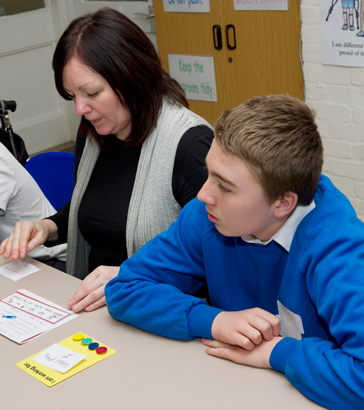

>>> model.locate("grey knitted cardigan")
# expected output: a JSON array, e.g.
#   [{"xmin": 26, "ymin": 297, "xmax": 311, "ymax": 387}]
[{"xmin": 67, "ymin": 100, "xmax": 212, "ymax": 279}]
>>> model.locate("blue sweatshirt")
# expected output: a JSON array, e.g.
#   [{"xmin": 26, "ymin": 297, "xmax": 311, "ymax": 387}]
[{"xmin": 105, "ymin": 175, "xmax": 364, "ymax": 410}]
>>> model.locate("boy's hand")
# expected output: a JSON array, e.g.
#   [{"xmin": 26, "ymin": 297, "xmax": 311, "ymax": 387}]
[
  {"xmin": 67, "ymin": 265, "xmax": 120, "ymax": 313},
  {"xmin": 201, "ymin": 336, "xmax": 283, "ymax": 368},
  {"xmin": 211, "ymin": 308, "xmax": 281, "ymax": 351}
]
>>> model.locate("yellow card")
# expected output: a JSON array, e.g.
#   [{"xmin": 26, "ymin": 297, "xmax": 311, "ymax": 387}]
[{"xmin": 16, "ymin": 333, "xmax": 116, "ymax": 387}]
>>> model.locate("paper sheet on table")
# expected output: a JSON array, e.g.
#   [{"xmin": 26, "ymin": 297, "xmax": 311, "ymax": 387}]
[
  {"xmin": 0, "ymin": 289, "xmax": 77, "ymax": 343},
  {"xmin": 0, "ymin": 260, "xmax": 40, "ymax": 281},
  {"xmin": 33, "ymin": 343, "xmax": 87, "ymax": 374}
]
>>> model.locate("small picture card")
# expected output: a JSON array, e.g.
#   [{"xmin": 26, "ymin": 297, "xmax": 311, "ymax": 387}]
[
  {"xmin": 33, "ymin": 343, "xmax": 86, "ymax": 374},
  {"xmin": 0, "ymin": 260, "xmax": 39, "ymax": 281}
]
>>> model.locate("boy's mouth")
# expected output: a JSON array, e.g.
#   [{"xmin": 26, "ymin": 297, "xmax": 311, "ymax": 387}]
[{"xmin": 207, "ymin": 212, "xmax": 219, "ymax": 223}]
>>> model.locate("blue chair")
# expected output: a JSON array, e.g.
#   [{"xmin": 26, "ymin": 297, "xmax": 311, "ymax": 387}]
[{"xmin": 24, "ymin": 152, "xmax": 75, "ymax": 211}]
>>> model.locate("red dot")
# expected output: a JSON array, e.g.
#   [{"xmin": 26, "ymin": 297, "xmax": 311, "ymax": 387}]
[{"xmin": 96, "ymin": 346, "xmax": 108, "ymax": 354}]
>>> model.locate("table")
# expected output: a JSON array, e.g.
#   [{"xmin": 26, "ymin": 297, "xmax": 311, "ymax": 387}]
[{"xmin": 0, "ymin": 256, "xmax": 322, "ymax": 410}]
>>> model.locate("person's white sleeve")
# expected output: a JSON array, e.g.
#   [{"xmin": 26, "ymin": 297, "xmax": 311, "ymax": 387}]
[{"xmin": 0, "ymin": 157, "xmax": 17, "ymax": 215}]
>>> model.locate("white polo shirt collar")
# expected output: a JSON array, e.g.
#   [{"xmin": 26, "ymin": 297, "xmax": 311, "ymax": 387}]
[{"xmin": 241, "ymin": 201, "xmax": 316, "ymax": 252}]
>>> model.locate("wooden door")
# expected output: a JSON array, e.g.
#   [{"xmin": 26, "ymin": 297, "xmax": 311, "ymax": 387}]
[
  {"xmin": 153, "ymin": 0, "xmax": 230, "ymax": 126},
  {"xmin": 224, "ymin": 1, "xmax": 304, "ymax": 108},
  {"xmin": 154, "ymin": 1, "xmax": 304, "ymax": 125}
]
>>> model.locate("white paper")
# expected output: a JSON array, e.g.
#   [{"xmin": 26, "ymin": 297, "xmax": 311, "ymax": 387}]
[
  {"xmin": 234, "ymin": 0, "xmax": 289, "ymax": 11},
  {"xmin": 168, "ymin": 54, "xmax": 217, "ymax": 102},
  {"xmin": 0, "ymin": 289, "xmax": 77, "ymax": 344},
  {"xmin": 0, "ymin": 261, "xmax": 40, "ymax": 281},
  {"xmin": 277, "ymin": 300, "xmax": 304, "ymax": 340},
  {"xmin": 33, "ymin": 343, "xmax": 86, "ymax": 374},
  {"xmin": 163, "ymin": 0, "xmax": 210, "ymax": 13}
]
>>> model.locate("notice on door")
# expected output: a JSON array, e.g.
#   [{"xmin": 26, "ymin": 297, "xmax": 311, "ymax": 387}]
[
  {"xmin": 163, "ymin": 0, "xmax": 210, "ymax": 13},
  {"xmin": 234, "ymin": 0, "xmax": 289, "ymax": 11},
  {"xmin": 168, "ymin": 54, "xmax": 217, "ymax": 102}
]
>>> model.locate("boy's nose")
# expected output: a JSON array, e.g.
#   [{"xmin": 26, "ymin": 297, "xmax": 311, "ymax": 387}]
[{"xmin": 197, "ymin": 180, "xmax": 215, "ymax": 205}]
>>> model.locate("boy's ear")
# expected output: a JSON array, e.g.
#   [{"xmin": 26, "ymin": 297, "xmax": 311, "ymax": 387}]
[{"xmin": 273, "ymin": 192, "xmax": 298, "ymax": 219}]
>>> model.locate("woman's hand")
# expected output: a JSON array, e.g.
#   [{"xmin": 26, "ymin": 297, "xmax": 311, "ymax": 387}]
[
  {"xmin": 68, "ymin": 265, "xmax": 120, "ymax": 313},
  {"xmin": 0, "ymin": 219, "xmax": 58, "ymax": 260}
]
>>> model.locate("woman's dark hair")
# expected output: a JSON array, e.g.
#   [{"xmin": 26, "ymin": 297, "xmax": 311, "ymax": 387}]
[{"xmin": 52, "ymin": 7, "xmax": 188, "ymax": 147}]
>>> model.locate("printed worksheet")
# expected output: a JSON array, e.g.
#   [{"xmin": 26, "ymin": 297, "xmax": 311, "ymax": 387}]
[{"xmin": 0, "ymin": 289, "xmax": 77, "ymax": 343}]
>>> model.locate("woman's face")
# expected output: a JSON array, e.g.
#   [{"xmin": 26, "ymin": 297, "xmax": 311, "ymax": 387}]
[{"xmin": 62, "ymin": 57, "xmax": 132, "ymax": 141}]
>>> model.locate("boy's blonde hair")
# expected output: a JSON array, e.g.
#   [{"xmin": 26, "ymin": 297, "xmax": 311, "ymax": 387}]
[{"xmin": 214, "ymin": 95, "xmax": 323, "ymax": 206}]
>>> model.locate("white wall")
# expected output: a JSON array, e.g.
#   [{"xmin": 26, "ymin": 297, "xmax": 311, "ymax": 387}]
[
  {"xmin": 0, "ymin": 3, "xmax": 76, "ymax": 155},
  {"xmin": 302, "ymin": 0, "xmax": 364, "ymax": 220},
  {"xmin": 0, "ymin": 1, "xmax": 156, "ymax": 155}
]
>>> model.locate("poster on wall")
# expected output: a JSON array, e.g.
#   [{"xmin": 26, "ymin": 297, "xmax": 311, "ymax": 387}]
[
  {"xmin": 163, "ymin": 0, "xmax": 210, "ymax": 13},
  {"xmin": 234, "ymin": 0, "xmax": 289, "ymax": 11},
  {"xmin": 168, "ymin": 54, "xmax": 217, "ymax": 102},
  {"xmin": 320, "ymin": 0, "xmax": 364, "ymax": 67}
]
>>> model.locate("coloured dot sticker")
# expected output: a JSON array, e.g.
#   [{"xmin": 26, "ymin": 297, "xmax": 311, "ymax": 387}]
[
  {"xmin": 88, "ymin": 342, "xmax": 99, "ymax": 350},
  {"xmin": 73, "ymin": 333, "xmax": 84, "ymax": 341},
  {"xmin": 73, "ymin": 333, "xmax": 108, "ymax": 356}
]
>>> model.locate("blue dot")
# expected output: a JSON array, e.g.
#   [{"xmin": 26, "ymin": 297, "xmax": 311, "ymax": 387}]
[{"xmin": 88, "ymin": 342, "xmax": 99, "ymax": 350}]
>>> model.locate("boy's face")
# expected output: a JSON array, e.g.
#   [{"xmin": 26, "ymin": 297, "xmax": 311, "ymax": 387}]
[{"xmin": 197, "ymin": 140, "xmax": 279, "ymax": 240}]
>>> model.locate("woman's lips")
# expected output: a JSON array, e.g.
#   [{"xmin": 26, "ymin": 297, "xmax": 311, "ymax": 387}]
[{"xmin": 89, "ymin": 118, "xmax": 102, "ymax": 126}]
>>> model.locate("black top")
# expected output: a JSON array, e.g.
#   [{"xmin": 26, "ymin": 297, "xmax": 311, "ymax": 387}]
[{"xmin": 48, "ymin": 125, "xmax": 213, "ymax": 273}]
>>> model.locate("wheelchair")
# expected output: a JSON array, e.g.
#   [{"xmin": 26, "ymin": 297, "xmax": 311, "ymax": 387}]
[{"xmin": 0, "ymin": 99, "xmax": 29, "ymax": 165}]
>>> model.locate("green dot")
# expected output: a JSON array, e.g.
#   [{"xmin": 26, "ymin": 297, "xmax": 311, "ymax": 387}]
[{"xmin": 81, "ymin": 338, "xmax": 93, "ymax": 346}]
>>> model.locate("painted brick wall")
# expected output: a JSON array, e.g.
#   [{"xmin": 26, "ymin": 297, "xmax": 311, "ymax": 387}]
[{"xmin": 302, "ymin": 0, "xmax": 364, "ymax": 220}]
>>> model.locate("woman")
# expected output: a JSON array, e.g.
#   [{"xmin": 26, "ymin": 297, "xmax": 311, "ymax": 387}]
[{"xmin": 0, "ymin": 8, "xmax": 213, "ymax": 312}]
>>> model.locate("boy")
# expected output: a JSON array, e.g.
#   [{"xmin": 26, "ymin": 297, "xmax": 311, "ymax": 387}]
[{"xmin": 105, "ymin": 95, "xmax": 364, "ymax": 409}]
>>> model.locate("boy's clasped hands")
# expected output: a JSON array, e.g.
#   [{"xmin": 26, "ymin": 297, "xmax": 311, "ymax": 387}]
[{"xmin": 202, "ymin": 308, "xmax": 282, "ymax": 368}]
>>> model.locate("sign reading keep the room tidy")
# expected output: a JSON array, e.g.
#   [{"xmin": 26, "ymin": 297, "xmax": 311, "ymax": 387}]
[{"xmin": 168, "ymin": 54, "xmax": 217, "ymax": 102}]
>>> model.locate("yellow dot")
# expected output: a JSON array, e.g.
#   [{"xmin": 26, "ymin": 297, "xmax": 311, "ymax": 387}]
[{"xmin": 73, "ymin": 332, "xmax": 84, "ymax": 341}]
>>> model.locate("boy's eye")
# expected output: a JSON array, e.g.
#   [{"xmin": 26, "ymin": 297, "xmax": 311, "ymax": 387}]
[{"xmin": 218, "ymin": 183, "xmax": 231, "ymax": 193}]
